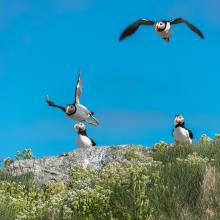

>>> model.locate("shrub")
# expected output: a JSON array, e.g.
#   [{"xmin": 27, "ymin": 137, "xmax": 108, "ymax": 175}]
[{"xmin": 1, "ymin": 138, "xmax": 220, "ymax": 219}]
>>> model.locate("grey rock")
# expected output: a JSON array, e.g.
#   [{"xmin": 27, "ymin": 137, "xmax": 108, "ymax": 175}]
[{"xmin": 4, "ymin": 145, "xmax": 150, "ymax": 185}]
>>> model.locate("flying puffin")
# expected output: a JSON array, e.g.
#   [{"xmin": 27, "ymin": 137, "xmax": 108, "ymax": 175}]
[
  {"xmin": 119, "ymin": 18, "xmax": 204, "ymax": 42},
  {"xmin": 74, "ymin": 123, "xmax": 96, "ymax": 148},
  {"xmin": 46, "ymin": 72, "xmax": 99, "ymax": 126},
  {"xmin": 172, "ymin": 115, "xmax": 193, "ymax": 144}
]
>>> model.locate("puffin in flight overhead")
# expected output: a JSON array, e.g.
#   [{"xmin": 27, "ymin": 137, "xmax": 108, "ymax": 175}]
[
  {"xmin": 119, "ymin": 18, "xmax": 204, "ymax": 42},
  {"xmin": 46, "ymin": 72, "xmax": 99, "ymax": 126},
  {"xmin": 172, "ymin": 115, "xmax": 193, "ymax": 144},
  {"xmin": 74, "ymin": 123, "xmax": 96, "ymax": 148}
]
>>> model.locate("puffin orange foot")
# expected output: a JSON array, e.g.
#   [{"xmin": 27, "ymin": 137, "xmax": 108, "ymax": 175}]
[
  {"xmin": 84, "ymin": 120, "xmax": 97, "ymax": 126},
  {"xmin": 163, "ymin": 36, "xmax": 170, "ymax": 42}
]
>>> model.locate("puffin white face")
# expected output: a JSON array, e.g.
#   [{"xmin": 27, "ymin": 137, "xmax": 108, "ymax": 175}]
[
  {"xmin": 74, "ymin": 123, "xmax": 86, "ymax": 131},
  {"xmin": 156, "ymin": 21, "xmax": 166, "ymax": 31},
  {"xmin": 174, "ymin": 115, "xmax": 185, "ymax": 126},
  {"xmin": 66, "ymin": 104, "xmax": 76, "ymax": 115}
]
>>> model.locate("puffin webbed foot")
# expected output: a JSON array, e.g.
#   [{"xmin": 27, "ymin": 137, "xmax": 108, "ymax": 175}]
[
  {"xmin": 163, "ymin": 36, "xmax": 170, "ymax": 42},
  {"xmin": 84, "ymin": 120, "xmax": 98, "ymax": 126}
]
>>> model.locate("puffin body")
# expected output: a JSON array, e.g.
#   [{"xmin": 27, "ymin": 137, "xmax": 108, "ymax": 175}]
[
  {"xmin": 67, "ymin": 103, "xmax": 93, "ymax": 122},
  {"xmin": 172, "ymin": 115, "xmax": 193, "ymax": 144},
  {"xmin": 155, "ymin": 21, "xmax": 172, "ymax": 42},
  {"xmin": 74, "ymin": 123, "xmax": 96, "ymax": 148},
  {"xmin": 119, "ymin": 18, "xmax": 204, "ymax": 42},
  {"xmin": 173, "ymin": 126, "xmax": 192, "ymax": 144},
  {"xmin": 46, "ymin": 71, "xmax": 99, "ymax": 126}
]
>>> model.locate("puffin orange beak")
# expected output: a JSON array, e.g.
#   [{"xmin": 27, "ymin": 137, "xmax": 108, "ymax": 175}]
[
  {"xmin": 163, "ymin": 36, "xmax": 170, "ymax": 42},
  {"xmin": 65, "ymin": 106, "xmax": 70, "ymax": 113}
]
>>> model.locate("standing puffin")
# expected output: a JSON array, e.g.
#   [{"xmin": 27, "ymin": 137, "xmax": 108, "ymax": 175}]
[
  {"xmin": 74, "ymin": 123, "xmax": 96, "ymax": 148},
  {"xmin": 172, "ymin": 115, "xmax": 193, "ymax": 144},
  {"xmin": 119, "ymin": 18, "xmax": 204, "ymax": 42},
  {"xmin": 46, "ymin": 72, "xmax": 99, "ymax": 125}
]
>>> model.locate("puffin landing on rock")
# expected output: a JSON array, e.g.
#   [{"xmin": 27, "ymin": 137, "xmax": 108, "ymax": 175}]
[
  {"xmin": 74, "ymin": 123, "xmax": 96, "ymax": 148},
  {"xmin": 119, "ymin": 18, "xmax": 204, "ymax": 42},
  {"xmin": 46, "ymin": 71, "xmax": 99, "ymax": 126}
]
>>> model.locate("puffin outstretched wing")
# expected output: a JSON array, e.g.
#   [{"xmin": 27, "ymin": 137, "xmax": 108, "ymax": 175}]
[
  {"xmin": 169, "ymin": 18, "xmax": 204, "ymax": 39},
  {"xmin": 46, "ymin": 95, "xmax": 66, "ymax": 112},
  {"xmin": 119, "ymin": 19, "xmax": 155, "ymax": 41},
  {"xmin": 74, "ymin": 72, "xmax": 82, "ymax": 104}
]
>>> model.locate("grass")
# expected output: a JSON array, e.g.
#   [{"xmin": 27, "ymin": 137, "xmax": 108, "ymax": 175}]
[
  {"xmin": 0, "ymin": 201, "xmax": 16, "ymax": 220},
  {"xmin": 1, "ymin": 138, "xmax": 220, "ymax": 219}
]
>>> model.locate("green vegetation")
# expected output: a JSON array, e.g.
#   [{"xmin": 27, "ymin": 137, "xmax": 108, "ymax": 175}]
[{"xmin": 1, "ymin": 135, "xmax": 220, "ymax": 220}]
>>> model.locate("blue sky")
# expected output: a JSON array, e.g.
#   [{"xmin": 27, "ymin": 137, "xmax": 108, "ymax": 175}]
[{"xmin": 0, "ymin": 0, "xmax": 220, "ymax": 160}]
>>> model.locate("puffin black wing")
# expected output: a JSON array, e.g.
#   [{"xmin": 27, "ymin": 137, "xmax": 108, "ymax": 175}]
[
  {"xmin": 74, "ymin": 72, "xmax": 82, "ymax": 104},
  {"xmin": 186, "ymin": 128, "xmax": 193, "ymax": 139},
  {"xmin": 90, "ymin": 138, "xmax": 96, "ymax": 146},
  {"xmin": 185, "ymin": 128, "xmax": 193, "ymax": 139},
  {"xmin": 169, "ymin": 18, "xmax": 204, "ymax": 39},
  {"xmin": 46, "ymin": 95, "xmax": 65, "ymax": 112},
  {"xmin": 119, "ymin": 19, "xmax": 155, "ymax": 41}
]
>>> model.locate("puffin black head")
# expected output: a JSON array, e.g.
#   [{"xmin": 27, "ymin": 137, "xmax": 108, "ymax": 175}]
[
  {"xmin": 155, "ymin": 21, "xmax": 167, "ymax": 32},
  {"xmin": 74, "ymin": 123, "xmax": 86, "ymax": 135},
  {"xmin": 65, "ymin": 104, "xmax": 76, "ymax": 116},
  {"xmin": 174, "ymin": 115, "xmax": 185, "ymax": 127}
]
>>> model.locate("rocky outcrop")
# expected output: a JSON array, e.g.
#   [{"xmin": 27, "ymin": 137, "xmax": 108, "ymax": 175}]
[{"xmin": 4, "ymin": 145, "xmax": 149, "ymax": 185}]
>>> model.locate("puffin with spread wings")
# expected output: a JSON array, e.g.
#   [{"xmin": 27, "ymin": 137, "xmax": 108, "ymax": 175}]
[
  {"xmin": 46, "ymin": 72, "xmax": 99, "ymax": 126},
  {"xmin": 119, "ymin": 18, "xmax": 204, "ymax": 42}
]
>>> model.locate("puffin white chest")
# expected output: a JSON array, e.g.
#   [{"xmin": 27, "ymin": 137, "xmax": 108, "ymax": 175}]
[
  {"xmin": 173, "ymin": 127, "xmax": 191, "ymax": 144},
  {"xmin": 68, "ymin": 104, "xmax": 90, "ymax": 121},
  {"xmin": 156, "ymin": 24, "xmax": 172, "ymax": 38},
  {"xmin": 76, "ymin": 134, "xmax": 92, "ymax": 149}
]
